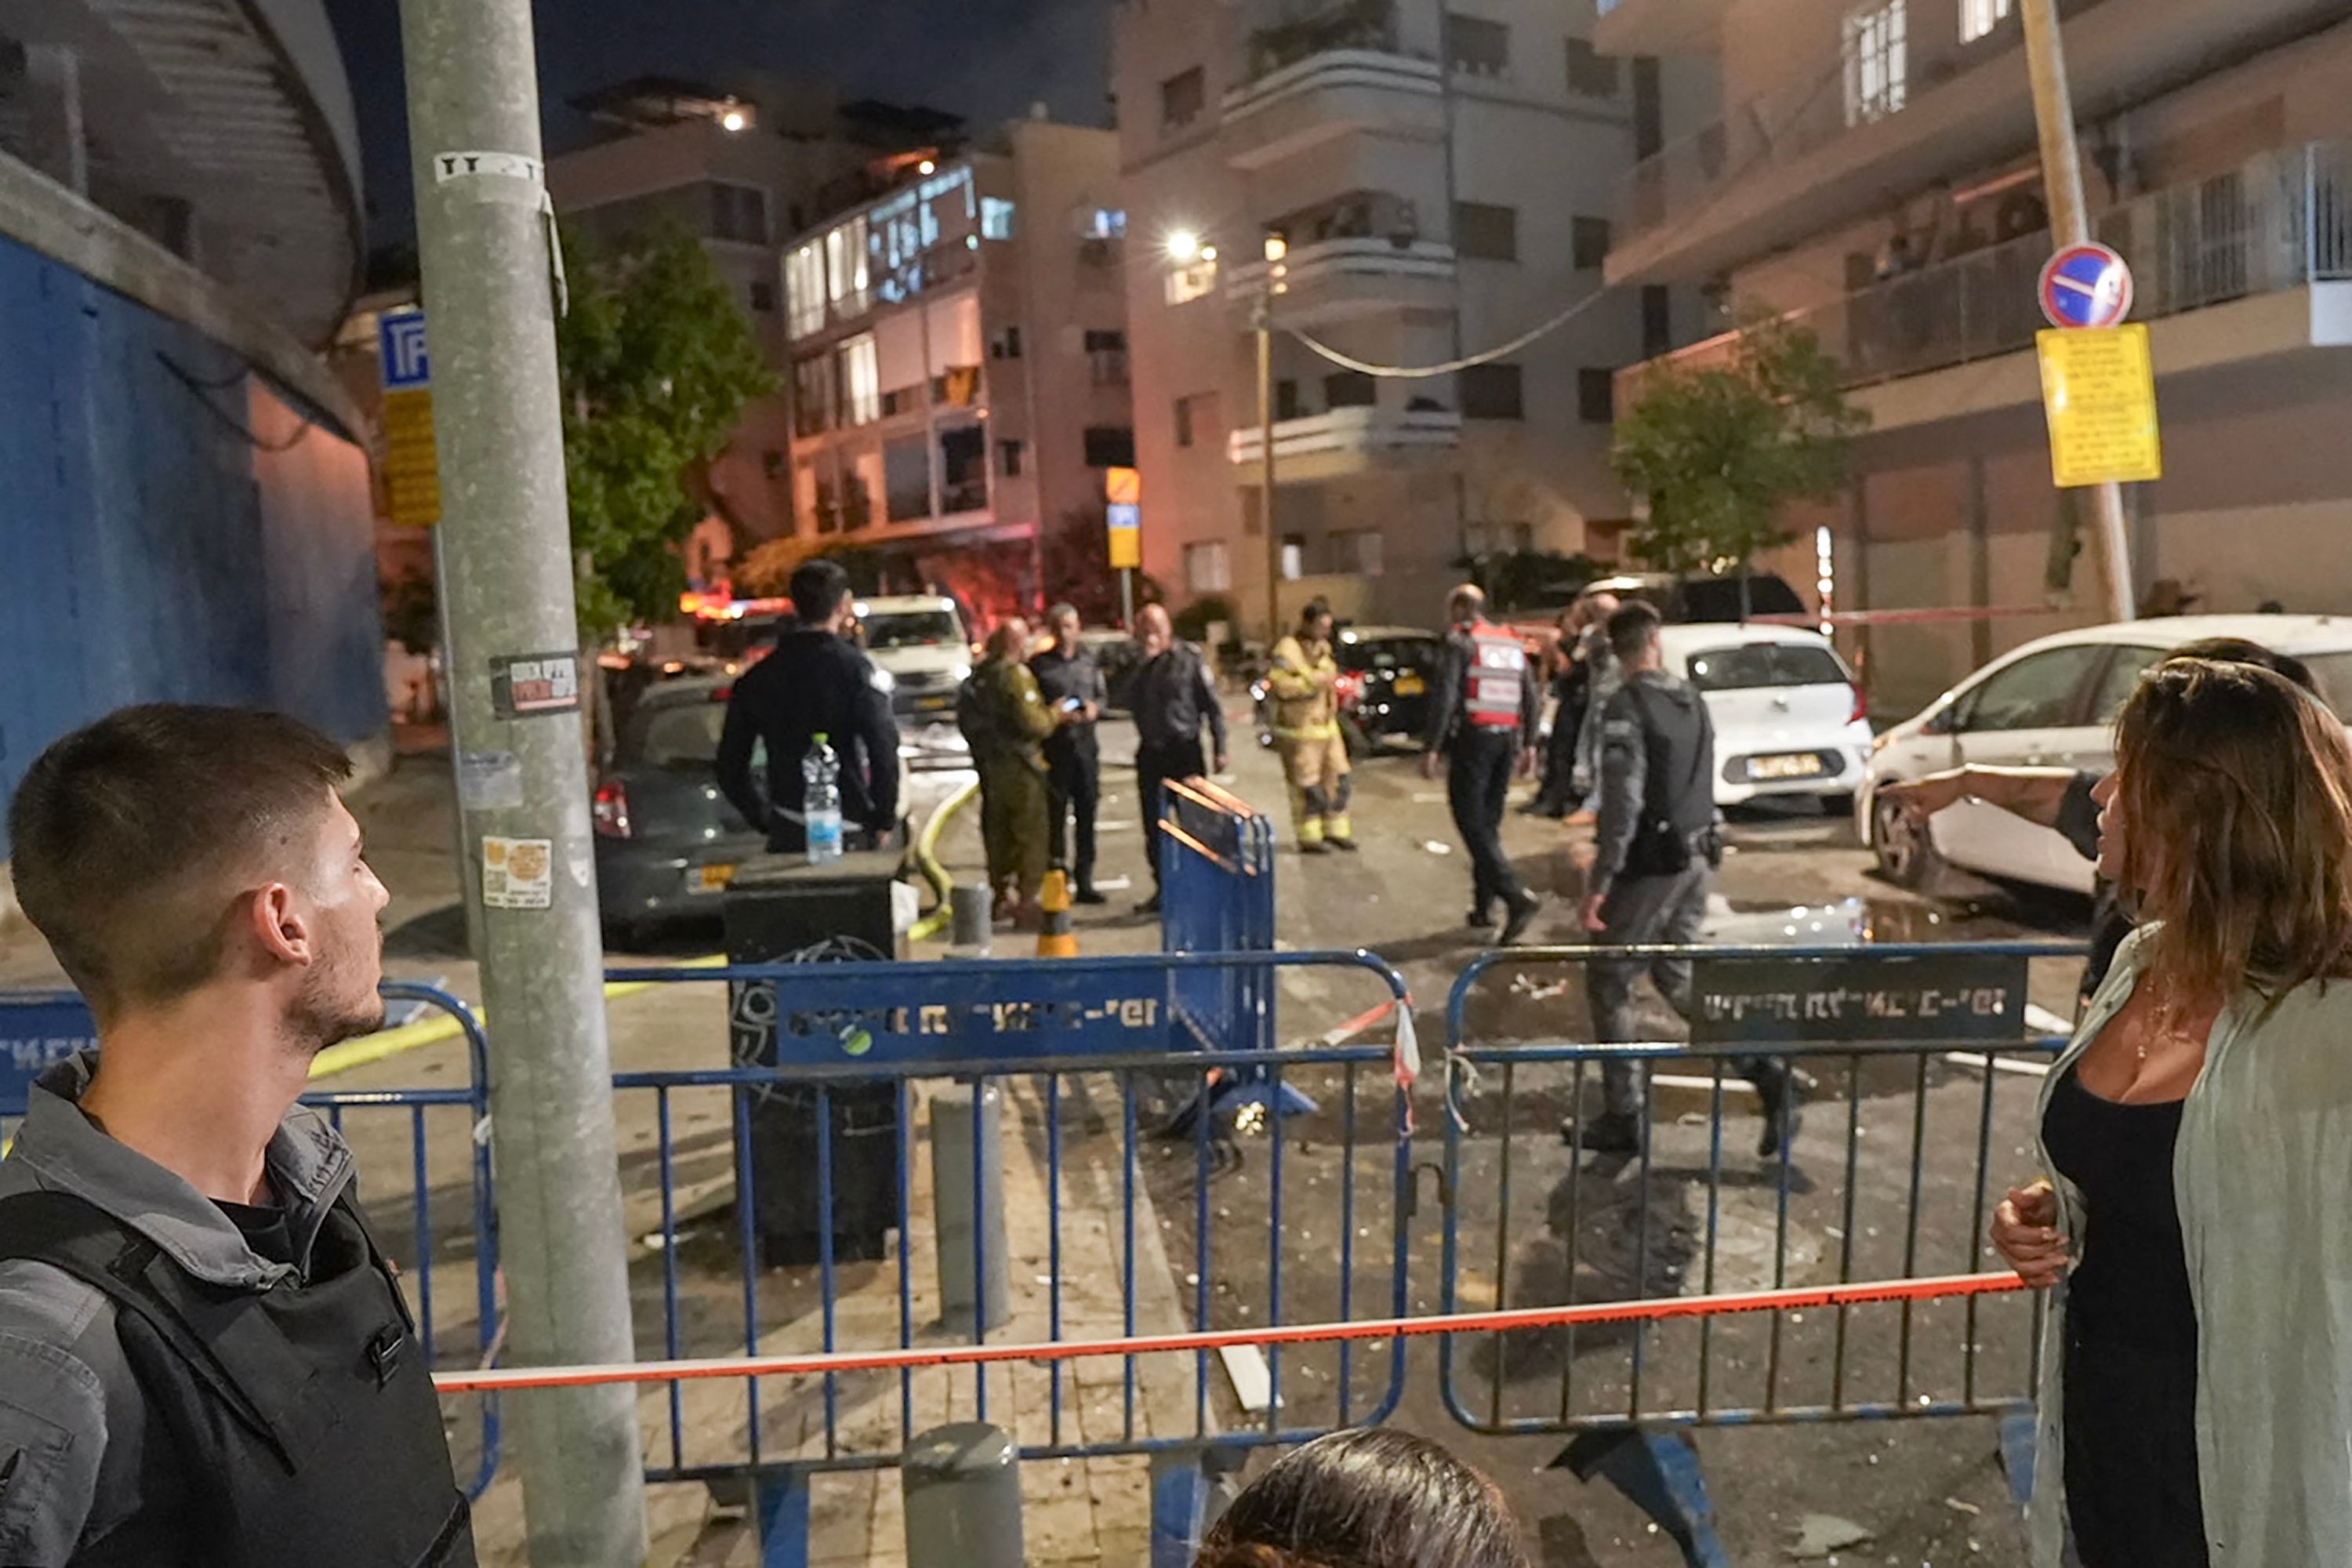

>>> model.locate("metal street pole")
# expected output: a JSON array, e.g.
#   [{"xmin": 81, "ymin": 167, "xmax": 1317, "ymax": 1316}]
[
  {"xmin": 2019, "ymin": 0, "xmax": 2136, "ymax": 622},
  {"xmin": 1258, "ymin": 233, "xmax": 1289, "ymax": 648},
  {"xmin": 397, "ymin": 2, "xmax": 650, "ymax": 1563}
]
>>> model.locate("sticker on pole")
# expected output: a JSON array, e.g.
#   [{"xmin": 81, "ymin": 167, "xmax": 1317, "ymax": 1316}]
[
  {"xmin": 490, "ymin": 652, "xmax": 581, "ymax": 717},
  {"xmin": 481, "ymin": 837, "xmax": 554, "ymax": 910},
  {"xmin": 2039, "ymin": 242, "xmax": 2133, "ymax": 329}
]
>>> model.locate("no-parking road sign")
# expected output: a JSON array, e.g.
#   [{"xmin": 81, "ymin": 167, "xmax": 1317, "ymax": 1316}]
[{"xmin": 2039, "ymin": 242, "xmax": 2133, "ymax": 329}]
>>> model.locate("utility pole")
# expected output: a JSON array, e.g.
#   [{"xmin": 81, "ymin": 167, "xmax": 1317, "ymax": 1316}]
[
  {"xmin": 2019, "ymin": 0, "xmax": 2136, "ymax": 622},
  {"xmin": 1258, "ymin": 232, "xmax": 1289, "ymax": 648},
  {"xmin": 398, "ymin": 2, "xmax": 649, "ymax": 1563}
]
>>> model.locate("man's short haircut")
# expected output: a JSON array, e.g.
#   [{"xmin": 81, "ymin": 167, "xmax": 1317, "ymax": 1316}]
[
  {"xmin": 8, "ymin": 705, "xmax": 352, "ymax": 1017},
  {"xmin": 789, "ymin": 559, "xmax": 852, "ymax": 622},
  {"xmin": 1606, "ymin": 600, "xmax": 1664, "ymax": 663},
  {"xmin": 1047, "ymin": 602, "xmax": 1080, "ymax": 627}
]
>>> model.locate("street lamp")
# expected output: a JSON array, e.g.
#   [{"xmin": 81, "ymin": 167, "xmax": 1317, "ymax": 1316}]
[
  {"xmin": 1167, "ymin": 228, "xmax": 1203, "ymax": 265},
  {"xmin": 717, "ymin": 100, "xmax": 750, "ymax": 133},
  {"xmin": 1258, "ymin": 230, "xmax": 1290, "ymax": 648}
]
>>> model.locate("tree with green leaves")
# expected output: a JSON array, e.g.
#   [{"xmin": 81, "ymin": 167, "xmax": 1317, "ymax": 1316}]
[
  {"xmin": 1610, "ymin": 312, "xmax": 1867, "ymax": 578},
  {"xmin": 558, "ymin": 222, "xmax": 777, "ymax": 637}
]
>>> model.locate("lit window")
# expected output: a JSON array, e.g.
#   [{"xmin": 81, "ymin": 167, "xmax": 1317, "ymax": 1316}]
[
  {"xmin": 826, "ymin": 216, "xmax": 869, "ymax": 315},
  {"xmin": 839, "ymin": 334, "xmax": 880, "ymax": 426},
  {"xmin": 1959, "ymin": 0, "xmax": 2009, "ymax": 42},
  {"xmin": 1083, "ymin": 209, "xmax": 1129, "ymax": 239},
  {"xmin": 982, "ymin": 198, "xmax": 1018, "ymax": 241},
  {"xmin": 1843, "ymin": 0, "xmax": 1907, "ymax": 126},
  {"xmin": 1167, "ymin": 259, "xmax": 1220, "ymax": 307},
  {"xmin": 1280, "ymin": 536, "xmax": 1305, "ymax": 581},
  {"xmin": 786, "ymin": 244, "xmax": 826, "ymax": 338}
]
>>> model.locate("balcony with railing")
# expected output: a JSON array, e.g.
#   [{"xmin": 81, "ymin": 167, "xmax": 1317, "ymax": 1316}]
[
  {"xmin": 1227, "ymin": 403, "xmax": 1463, "ymax": 482},
  {"xmin": 1224, "ymin": 236, "xmax": 1458, "ymax": 326},
  {"xmin": 1620, "ymin": 140, "xmax": 2352, "ymax": 405},
  {"xmin": 1219, "ymin": 0, "xmax": 1445, "ymax": 169}
]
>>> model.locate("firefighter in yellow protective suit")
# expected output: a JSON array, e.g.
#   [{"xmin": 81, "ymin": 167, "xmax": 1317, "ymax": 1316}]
[{"xmin": 1265, "ymin": 598, "xmax": 1356, "ymax": 854}]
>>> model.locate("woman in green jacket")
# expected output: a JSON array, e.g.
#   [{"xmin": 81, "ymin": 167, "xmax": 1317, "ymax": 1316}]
[{"xmin": 1991, "ymin": 655, "xmax": 2352, "ymax": 1567}]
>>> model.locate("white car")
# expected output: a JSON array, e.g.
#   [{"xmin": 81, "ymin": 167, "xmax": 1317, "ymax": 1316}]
[
  {"xmin": 855, "ymin": 594, "xmax": 975, "ymax": 761},
  {"xmin": 1655, "ymin": 624, "xmax": 1874, "ymax": 808},
  {"xmin": 1860, "ymin": 614, "xmax": 2352, "ymax": 895}
]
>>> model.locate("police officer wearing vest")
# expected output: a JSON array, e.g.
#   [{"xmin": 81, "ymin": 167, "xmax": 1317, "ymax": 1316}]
[
  {"xmin": 0, "ymin": 706, "xmax": 476, "ymax": 1566},
  {"xmin": 1423, "ymin": 583, "xmax": 1544, "ymax": 945},
  {"xmin": 1573, "ymin": 601, "xmax": 1800, "ymax": 1159},
  {"xmin": 1265, "ymin": 597, "xmax": 1356, "ymax": 855}
]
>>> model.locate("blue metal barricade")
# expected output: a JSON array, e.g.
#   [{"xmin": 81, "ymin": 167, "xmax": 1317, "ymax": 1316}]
[
  {"xmin": 535, "ymin": 949, "xmax": 1414, "ymax": 1567},
  {"xmin": 0, "ymin": 981, "xmax": 503, "ymax": 1501},
  {"xmin": 1434, "ymin": 940, "xmax": 2083, "ymax": 1562}
]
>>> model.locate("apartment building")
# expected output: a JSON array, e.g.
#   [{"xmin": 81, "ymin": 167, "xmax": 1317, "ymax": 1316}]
[
  {"xmin": 1599, "ymin": 0, "xmax": 2352, "ymax": 710},
  {"xmin": 546, "ymin": 78, "xmax": 962, "ymax": 547},
  {"xmin": 1113, "ymin": 0, "xmax": 1704, "ymax": 640},
  {"xmin": 775, "ymin": 117, "xmax": 1134, "ymax": 618}
]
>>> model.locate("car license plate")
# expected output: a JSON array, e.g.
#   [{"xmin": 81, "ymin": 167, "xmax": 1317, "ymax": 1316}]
[
  {"xmin": 1750, "ymin": 753, "xmax": 1825, "ymax": 780},
  {"xmin": 1393, "ymin": 674, "xmax": 1425, "ymax": 695},
  {"xmin": 693, "ymin": 863, "xmax": 739, "ymax": 894},
  {"xmin": 916, "ymin": 694, "xmax": 953, "ymax": 711}
]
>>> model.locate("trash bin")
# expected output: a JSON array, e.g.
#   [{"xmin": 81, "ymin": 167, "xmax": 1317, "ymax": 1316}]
[{"xmin": 725, "ymin": 849, "xmax": 909, "ymax": 1267}]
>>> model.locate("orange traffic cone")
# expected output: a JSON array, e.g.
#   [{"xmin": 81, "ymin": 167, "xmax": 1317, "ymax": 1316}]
[{"xmin": 1036, "ymin": 869, "xmax": 1079, "ymax": 958}]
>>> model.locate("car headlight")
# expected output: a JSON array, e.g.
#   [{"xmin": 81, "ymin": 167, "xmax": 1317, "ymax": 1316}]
[{"xmin": 946, "ymin": 662, "xmax": 971, "ymax": 685}]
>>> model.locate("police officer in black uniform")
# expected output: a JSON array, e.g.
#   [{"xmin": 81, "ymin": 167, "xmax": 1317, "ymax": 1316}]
[
  {"xmin": 716, "ymin": 558, "xmax": 902, "ymax": 853},
  {"xmin": 1423, "ymin": 583, "xmax": 1544, "ymax": 946},
  {"xmin": 1573, "ymin": 601, "xmax": 1799, "ymax": 1158},
  {"xmin": 1030, "ymin": 603, "xmax": 1109, "ymax": 903}
]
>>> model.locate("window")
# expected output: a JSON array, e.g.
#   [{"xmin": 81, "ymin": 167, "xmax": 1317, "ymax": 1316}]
[
  {"xmin": 748, "ymin": 280, "xmax": 777, "ymax": 313},
  {"xmin": 1185, "ymin": 541, "xmax": 1232, "ymax": 593},
  {"xmin": 710, "ymin": 183, "xmax": 769, "ymax": 245},
  {"xmin": 1460, "ymin": 363, "xmax": 1524, "ymax": 420},
  {"xmin": 786, "ymin": 243, "xmax": 826, "ymax": 337},
  {"xmin": 792, "ymin": 355, "xmax": 833, "ymax": 437},
  {"xmin": 1087, "ymin": 331, "xmax": 1130, "ymax": 386},
  {"xmin": 998, "ymin": 439, "xmax": 1025, "ymax": 477},
  {"xmin": 1642, "ymin": 285, "xmax": 1672, "ymax": 357},
  {"xmin": 1332, "ymin": 529, "xmax": 1385, "ymax": 577},
  {"xmin": 1161, "ymin": 67, "xmax": 1206, "ymax": 129},
  {"xmin": 982, "ymin": 198, "xmax": 1018, "ymax": 241},
  {"xmin": 1686, "ymin": 643, "xmax": 1853, "ymax": 692},
  {"xmin": 1083, "ymin": 329, "xmax": 1127, "ymax": 351},
  {"xmin": 1843, "ymin": 0, "xmax": 1907, "ymax": 126},
  {"xmin": 1578, "ymin": 368, "xmax": 1616, "ymax": 423},
  {"xmin": 1167, "ymin": 259, "xmax": 1219, "ymax": 306},
  {"xmin": 1445, "ymin": 13, "xmax": 1509, "ymax": 78},
  {"xmin": 1570, "ymin": 216, "xmax": 1613, "ymax": 271},
  {"xmin": 1274, "ymin": 379, "xmax": 1305, "ymax": 421},
  {"xmin": 1083, "ymin": 426, "xmax": 1136, "ymax": 468},
  {"xmin": 1959, "ymin": 0, "xmax": 2011, "ymax": 42},
  {"xmin": 990, "ymin": 325, "xmax": 1023, "ymax": 360},
  {"xmin": 1566, "ymin": 37, "xmax": 1618, "ymax": 97},
  {"xmin": 1280, "ymin": 536, "xmax": 1306, "ymax": 581},
  {"xmin": 1454, "ymin": 201, "xmax": 1519, "ymax": 261},
  {"xmin": 1080, "ymin": 208, "xmax": 1128, "ymax": 239},
  {"xmin": 838, "ymin": 335, "xmax": 880, "ymax": 426},
  {"xmin": 1953, "ymin": 645, "xmax": 2106, "ymax": 732},
  {"xmin": 1323, "ymin": 372, "xmax": 1376, "ymax": 408},
  {"xmin": 938, "ymin": 424, "xmax": 987, "ymax": 514},
  {"xmin": 884, "ymin": 435, "xmax": 931, "ymax": 522},
  {"xmin": 1174, "ymin": 393, "xmax": 1218, "ymax": 449}
]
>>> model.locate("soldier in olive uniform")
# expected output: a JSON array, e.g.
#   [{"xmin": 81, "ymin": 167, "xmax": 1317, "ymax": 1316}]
[
  {"xmin": 1265, "ymin": 598, "xmax": 1356, "ymax": 854},
  {"xmin": 959, "ymin": 617, "xmax": 1062, "ymax": 928}
]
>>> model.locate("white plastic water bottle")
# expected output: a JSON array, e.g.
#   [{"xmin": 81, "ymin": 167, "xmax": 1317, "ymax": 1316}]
[{"xmin": 802, "ymin": 731, "xmax": 844, "ymax": 864}]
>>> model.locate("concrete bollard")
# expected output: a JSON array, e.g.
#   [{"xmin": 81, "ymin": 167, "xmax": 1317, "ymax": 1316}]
[
  {"xmin": 903, "ymin": 1422, "xmax": 1023, "ymax": 1568},
  {"xmin": 929, "ymin": 1082, "xmax": 1010, "ymax": 1332},
  {"xmin": 949, "ymin": 883, "xmax": 993, "ymax": 954}
]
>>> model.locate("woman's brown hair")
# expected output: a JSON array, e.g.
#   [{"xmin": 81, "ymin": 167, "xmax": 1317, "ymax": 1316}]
[
  {"xmin": 1193, "ymin": 1429, "xmax": 1530, "ymax": 1568},
  {"xmin": 2113, "ymin": 657, "xmax": 2352, "ymax": 1015}
]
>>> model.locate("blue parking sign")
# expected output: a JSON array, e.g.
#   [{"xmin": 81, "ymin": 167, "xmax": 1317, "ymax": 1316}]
[{"xmin": 379, "ymin": 310, "xmax": 431, "ymax": 391}]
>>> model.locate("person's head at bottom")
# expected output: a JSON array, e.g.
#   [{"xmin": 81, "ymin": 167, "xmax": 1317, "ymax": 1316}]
[
  {"xmin": 1300, "ymin": 597, "xmax": 1334, "ymax": 644},
  {"xmin": 1445, "ymin": 583, "xmax": 1485, "ymax": 630},
  {"xmin": 11, "ymin": 705, "xmax": 388, "ymax": 1062},
  {"xmin": 2100, "ymin": 655, "xmax": 2352, "ymax": 1011},
  {"xmin": 1193, "ymin": 1428, "xmax": 1531, "ymax": 1568},
  {"xmin": 1606, "ymin": 598, "xmax": 1665, "ymax": 673},
  {"xmin": 790, "ymin": 557, "xmax": 857, "ymax": 636}
]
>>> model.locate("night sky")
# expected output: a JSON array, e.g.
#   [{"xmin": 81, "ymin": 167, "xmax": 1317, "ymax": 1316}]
[{"xmin": 325, "ymin": 0, "xmax": 1113, "ymax": 256}]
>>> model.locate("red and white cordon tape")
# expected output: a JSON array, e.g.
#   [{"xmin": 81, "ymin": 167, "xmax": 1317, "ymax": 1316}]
[{"xmin": 430, "ymin": 1272, "xmax": 2027, "ymax": 1394}]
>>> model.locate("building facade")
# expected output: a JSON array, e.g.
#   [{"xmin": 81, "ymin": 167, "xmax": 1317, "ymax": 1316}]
[
  {"xmin": 546, "ymin": 78, "xmax": 964, "ymax": 553},
  {"xmin": 775, "ymin": 118, "xmax": 1134, "ymax": 621},
  {"xmin": 1112, "ymin": 0, "xmax": 1700, "ymax": 640},
  {"xmin": 0, "ymin": 0, "xmax": 386, "ymax": 891},
  {"xmin": 1601, "ymin": 0, "xmax": 2352, "ymax": 712}
]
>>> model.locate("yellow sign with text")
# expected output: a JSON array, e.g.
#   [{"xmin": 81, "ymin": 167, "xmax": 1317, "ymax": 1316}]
[
  {"xmin": 2036, "ymin": 324, "xmax": 2162, "ymax": 488},
  {"xmin": 382, "ymin": 387, "xmax": 442, "ymax": 528}
]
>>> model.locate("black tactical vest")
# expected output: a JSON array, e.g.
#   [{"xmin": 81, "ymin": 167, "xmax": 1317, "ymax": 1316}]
[
  {"xmin": 1621, "ymin": 678, "xmax": 1719, "ymax": 879},
  {"xmin": 0, "ymin": 1189, "xmax": 475, "ymax": 1567}
]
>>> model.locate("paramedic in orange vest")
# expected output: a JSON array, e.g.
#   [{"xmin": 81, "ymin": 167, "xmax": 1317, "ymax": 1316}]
[{"xmin": 1421, "ymin": 584, "xmax": 1544, "ymax": 945}]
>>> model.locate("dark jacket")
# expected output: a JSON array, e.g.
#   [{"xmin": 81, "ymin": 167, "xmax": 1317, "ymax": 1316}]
[
  {"xmin": 715, "ymin": 627, "xmax": 902, "ymax": 846},
  {"xmin": 1423, "ymin": 623, "xmax": 1541, "ymax": 752},
  {"xmin": 1131, "ymin": 643, "xmax": 1229, "ymax": 757},
  {"xmin": 1029, "ymin": 648, "xmax": 1106, "ymax": 761},
  {"xmin": 0, "ymin": 1057, "xmax": 470, "ymax": 1566},
  {"xmin": 1591, "ymin": 668, "xmax": 1718, "ymax": 898}
]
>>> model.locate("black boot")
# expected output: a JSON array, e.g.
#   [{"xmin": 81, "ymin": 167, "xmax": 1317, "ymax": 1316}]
[
  {"xmin": 1563, "ymin": 1110, "xmax": 1642, "ymax": 1156},
  {"xmin": 1755, "ymin": 1065, "xmax": 1803, "ymax": 1159}
]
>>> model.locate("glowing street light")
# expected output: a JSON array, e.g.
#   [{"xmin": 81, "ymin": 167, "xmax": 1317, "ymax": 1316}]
[
  {"xmin": 918, "ymin": 158, "xmax": 937, "ymax": 176},
  {"xmin": 1167, "ymin": 228, "xmax": 1203, "ymax": 264},
  {"xmin": 1263, "ymin": 232, "xmax": 1288, "ymax": 263},
  {"xmin": 718, "ymin": 102, "xmax": 750, "ymax": 133}
]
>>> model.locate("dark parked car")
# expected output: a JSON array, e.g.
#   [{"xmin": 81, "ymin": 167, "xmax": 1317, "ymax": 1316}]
[
  {"xmin": 1250, "ymin": 624, "xmax": 1443, "ymax": 757},
  {"xmin": 592, "ymin": 677, "xmax": 765, "ymax": 942}
]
